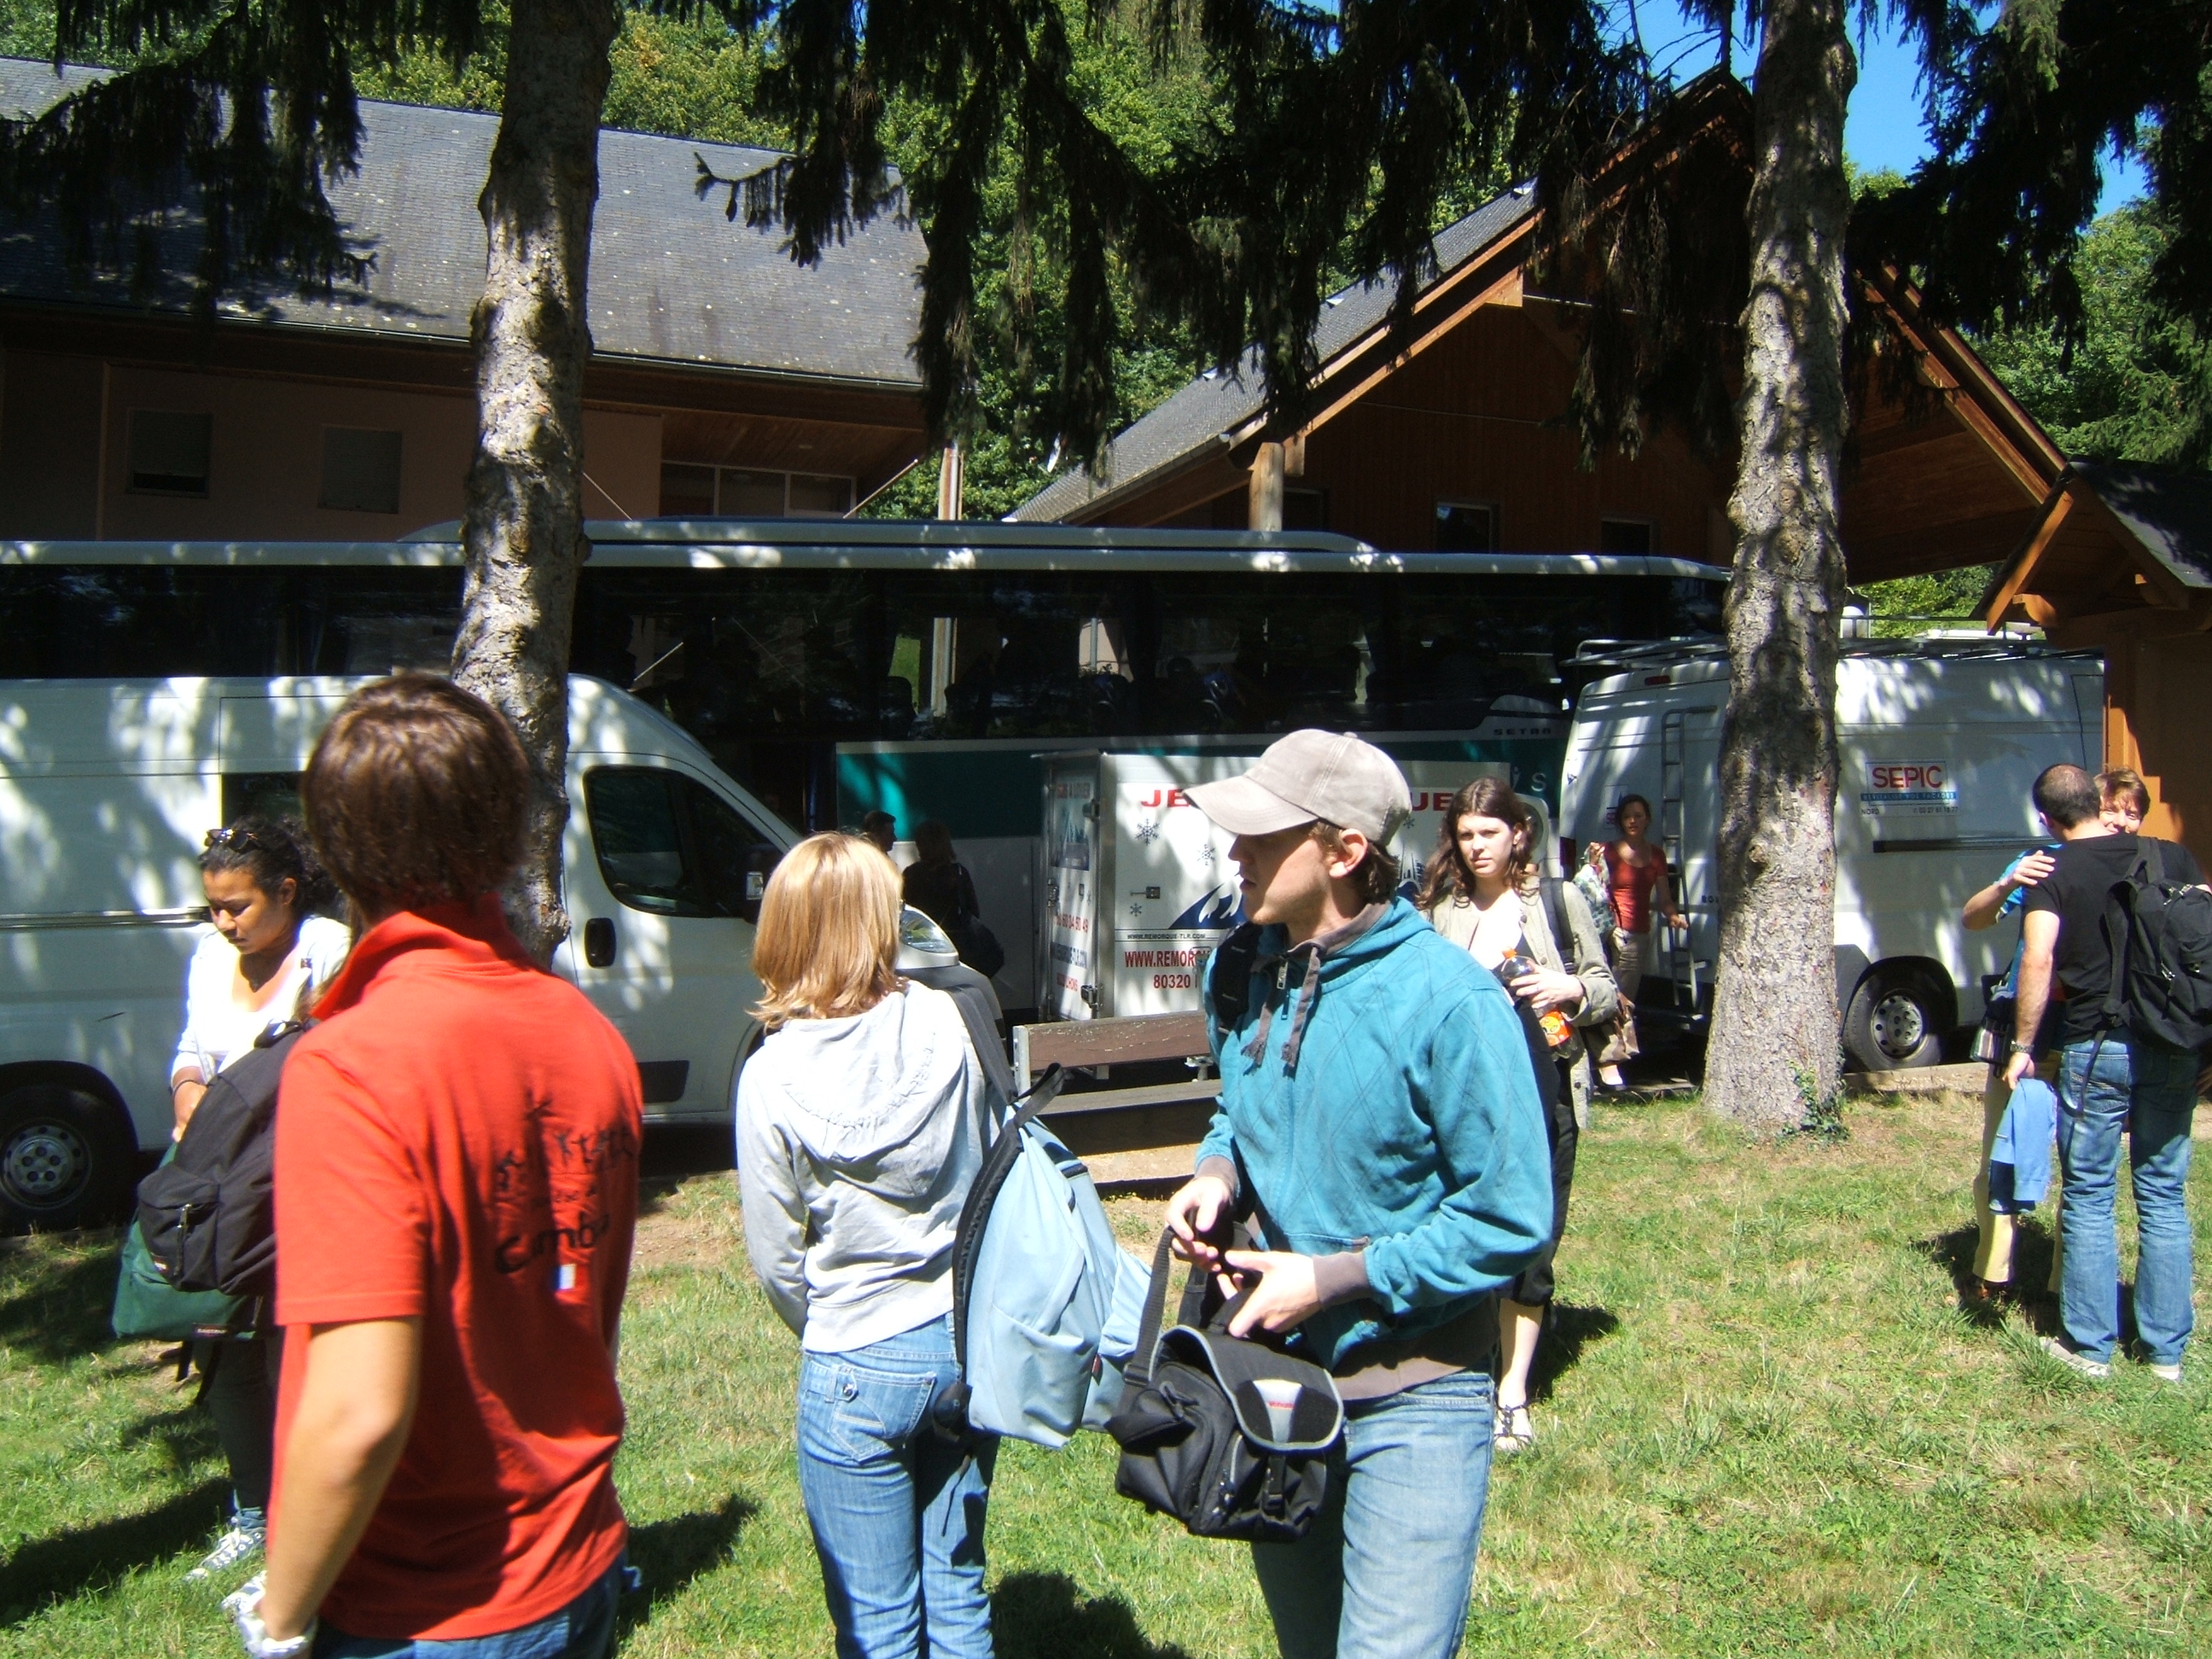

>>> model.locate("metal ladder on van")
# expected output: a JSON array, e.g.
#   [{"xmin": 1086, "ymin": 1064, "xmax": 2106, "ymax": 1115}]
[{"xmin": 1658, "ymin": 707, "xmax": 1714, "ymax": 1011}]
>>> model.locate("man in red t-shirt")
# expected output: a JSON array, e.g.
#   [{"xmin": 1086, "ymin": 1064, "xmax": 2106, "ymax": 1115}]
[{"xmin": 223, "ymin": 676, "xmax": 642, "ymax": 1659}]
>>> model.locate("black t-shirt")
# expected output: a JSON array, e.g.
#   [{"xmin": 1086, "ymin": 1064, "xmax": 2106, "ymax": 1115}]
[{"xmin": 2023, "ymin": 833, "xmax": 2206, "ymax": 1046}]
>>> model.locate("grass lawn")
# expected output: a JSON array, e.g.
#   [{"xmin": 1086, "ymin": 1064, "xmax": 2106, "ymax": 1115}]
[{"xmin": 3, "ymin": 1088, "xmax": 2209, "ymax": 1656}]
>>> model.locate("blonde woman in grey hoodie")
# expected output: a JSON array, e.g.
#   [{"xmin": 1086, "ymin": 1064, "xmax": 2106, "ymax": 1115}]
[{"xmin": 737, "ymin": 832, "xmax": 998, "ymax": 1659}]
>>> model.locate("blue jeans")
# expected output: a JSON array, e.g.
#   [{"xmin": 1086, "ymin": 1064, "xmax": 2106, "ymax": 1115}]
[
  {"xmin": 797, "ymin": 1314, "xmax": 997, "ymax": 1659},
  {"xmin": 312, "ymin": 1559, "xmax": 624, "ymax": 1658},
  {"xmin": 1250, "ymin": 1370, "xmax": 1496, "ymax": 1659},
  {"xmin": 2056, "ymin": 1035, "xmax": 2199, "ymax": 1365}
]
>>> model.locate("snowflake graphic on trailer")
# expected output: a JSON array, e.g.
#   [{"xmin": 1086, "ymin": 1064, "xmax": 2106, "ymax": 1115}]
[
  {"xmin": 1134, "ymin": 818, "xmax": 1161, "ymax": 845},
  {"xmin": 1200, "ymin": 843, "xmax": 1219, "ymax": 867},
  {"xmin": 1129, "ymin": 901, "xmax": 1144, "ymax": 918}
]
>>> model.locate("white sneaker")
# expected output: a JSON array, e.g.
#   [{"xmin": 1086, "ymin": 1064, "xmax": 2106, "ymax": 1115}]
[
  {"xmin": 186, "ymin": 1519, "xmax": 265, "ymax": 1581},
  {"xmin": 2037, "ymin": 1335, "xmax": 2110, "ymax": 1381},
  {"xmin": 2148, "ymin": 1360, "xmax": 2184, "ymax": 1384}
]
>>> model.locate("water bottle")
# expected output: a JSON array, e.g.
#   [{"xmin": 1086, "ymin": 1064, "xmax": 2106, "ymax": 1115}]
[{"xmin": 1499, "ymin": 949, "xmax": 1572, "ymax": 1049}]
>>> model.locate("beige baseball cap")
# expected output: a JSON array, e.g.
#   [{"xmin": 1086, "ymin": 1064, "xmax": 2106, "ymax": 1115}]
[{"xmin": 1187, "ymin": 730, "xmax": 1413, "ymax": 844}]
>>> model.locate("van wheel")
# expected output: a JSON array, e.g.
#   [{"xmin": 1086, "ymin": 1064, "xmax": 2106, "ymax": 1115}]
[
  {"xmin": 1842, "ymin": 969, "xmax": 1946, "ymax": 1074},
  {"xmin": 0, "ymin": 1085, "xmax": 130, "ymax": 1231}
]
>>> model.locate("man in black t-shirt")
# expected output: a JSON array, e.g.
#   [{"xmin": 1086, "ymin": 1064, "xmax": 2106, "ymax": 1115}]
[{"xmin": 2005, "ymin": 764, "xmax": 2203, "ymax": 1383}]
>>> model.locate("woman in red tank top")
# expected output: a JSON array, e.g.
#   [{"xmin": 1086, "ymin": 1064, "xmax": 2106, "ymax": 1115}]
[{"xmin": 1587, "ymin": 795, "xmax": 1685, "ymax": 1091}]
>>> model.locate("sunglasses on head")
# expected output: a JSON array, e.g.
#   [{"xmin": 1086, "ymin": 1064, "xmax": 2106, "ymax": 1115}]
[{"xmin": 205, "ymin": 828, "xmax": 267, "ymax": 853}]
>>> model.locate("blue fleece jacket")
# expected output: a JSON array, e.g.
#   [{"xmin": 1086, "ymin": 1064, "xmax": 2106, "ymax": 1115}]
[{"xmin": 1196, "ymin": 897, "xmax": 1552, "ymax": 1371}]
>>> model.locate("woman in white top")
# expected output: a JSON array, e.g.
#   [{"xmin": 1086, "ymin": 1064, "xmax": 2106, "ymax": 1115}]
[
  {"xmin": 1417, "ymin": 777, "xmax": 1616, "ymax": 1459},
  {"xmin": 171, "ymin": 816, "xmax": 350, "ymax": 1582},
  {"xmin": 172, "ymin": 822, "xmax": 351, "ymax": 1136},
  {"xmin": 736, "ymin": 833, "xmax": 998, "ymax": 1659}
]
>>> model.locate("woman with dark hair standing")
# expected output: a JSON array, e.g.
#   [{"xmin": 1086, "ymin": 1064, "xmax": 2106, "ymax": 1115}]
[
  {"xmin": 170, "ymin": 815, "xmax": 351, "ymax": 1581},
  {"xmin": 1418, "ymin": 778, "xmax": 1616, "ymax": 1455},
  {"xmin": 1586, "ymin": 794, "xmax": 1685, "ymax": 1091}
]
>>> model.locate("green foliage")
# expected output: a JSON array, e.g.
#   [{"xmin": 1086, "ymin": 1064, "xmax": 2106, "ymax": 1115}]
[
  {"xmin": 1858, "ymin": 0, "xmax": 2212, "ymax": 379},
  {"xmin": 1972, "ymin": 206, "xmax": 2212, "ymax": 470},
  {"xmin": 1858, "ymin": 564, "xmax": 2000, "ymax": 637},
  {"xmin": 352, "ymin": 4, "xmax": 788, "ymax": 149}
]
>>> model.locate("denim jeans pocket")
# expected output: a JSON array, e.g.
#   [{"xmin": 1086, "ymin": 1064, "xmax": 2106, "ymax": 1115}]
[{"xmin": 799, "ymin": 1356, "xmax": 940, "ymax": 1470}]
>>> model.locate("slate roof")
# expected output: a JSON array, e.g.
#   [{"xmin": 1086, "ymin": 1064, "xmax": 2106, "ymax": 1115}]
[
  {"xmin": 1012, "ymin": 185, "xmax": 1538, "ymax": 521},
  {"xmin": 2071, "ymin": 460, "xmax": 2212, "ymax": 589},
  {"xmin": 0, "ymin": 56, "xmax": 923, "ymax": 387}
]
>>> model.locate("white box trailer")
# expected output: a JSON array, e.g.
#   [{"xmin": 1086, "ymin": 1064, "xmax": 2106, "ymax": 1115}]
[
  {"xmin": 1039, "ymin": 746, "xmax": 1555, "ymax": 1020},
  {"xmin": 0, "ymin": 674, "xmax": 817, "ymax": 1228},
  {"xmin": 1557, "ymin": 642, "xmax": 2104, "ymax": 1071}
]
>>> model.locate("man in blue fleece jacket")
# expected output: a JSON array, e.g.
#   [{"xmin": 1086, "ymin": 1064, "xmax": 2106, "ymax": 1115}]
[{"xmin": 1164, "ymin": 730, "xmax": 1551, "ymax": 1659}]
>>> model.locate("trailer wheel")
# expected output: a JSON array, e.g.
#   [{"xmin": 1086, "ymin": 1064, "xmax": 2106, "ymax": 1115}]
[
  {"xmin": 0, "ymin": 1083, "xmax": 131, "ymax": 1231},
  {"xmin": 1842, "ymin": 968, "xmax": 1947, "ymax": 1074}
]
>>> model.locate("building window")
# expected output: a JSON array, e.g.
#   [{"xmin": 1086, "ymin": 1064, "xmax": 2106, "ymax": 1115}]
[
  {"xmin": 1600, "ymin": 516, "xmax": 1656, "ymax": 555},
  {"xmin": 658, "ymin": 461, "xmax": 857, "ymax": 519},
  {"xmin": 320, "ymin": 428, "xmax": 403, "ymax": 514},
  {"xmin": 788, "ymin": 471, "xmax": 857, "ymax": 517},
  {"xmin": 128, "ymin": 410, "xmax": 212, "ymax": 496},
  {"xmin": 659, "ymin": 463, "xmax": 716, "ymax": 517},
  {"xmin": 1435, "ymin": 501, "xmax": 1497, "ymax": 553},
  {"xmin": 1284, "ymin": 486, "xmax": 1329, "ymax": 532},
  {"xmin": 719, "ymin": 469, "xmax": 788, "ymax": 516}
]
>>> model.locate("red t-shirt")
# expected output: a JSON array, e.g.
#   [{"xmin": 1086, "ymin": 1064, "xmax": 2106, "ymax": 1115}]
[
  {"xmin": 1604, "ymin": 844, "xmax": 1664, "ymax": 934},
  {"xmin": 271, "ymin": 898, "xmax": 643, "ymax": 1640}
]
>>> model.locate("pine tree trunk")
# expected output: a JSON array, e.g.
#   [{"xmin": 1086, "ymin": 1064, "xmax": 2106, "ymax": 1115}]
[
  {"xmin": 451, "ymin": 0, "xmax": 620, "ymax": 963},
  {"xmin": 1703, "ymin": 0, "xmax": 1856, "ymax": 1131}
]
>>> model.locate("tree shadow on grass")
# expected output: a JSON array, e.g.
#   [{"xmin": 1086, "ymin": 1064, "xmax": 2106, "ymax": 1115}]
[
  {"xmin": 615, "ymin": 1493, "xmax": 758, "ymax": 1640},
  {"xmin": 1530, "ymin": 1302, "xmax": 1621, "ymax": 1402},
  {"xmin": 992, "ymin": 1572, "xmax": 1196, "ymax": 1659},
  {"xmin": 0, "ymin": 1477, "xmax": 229, "ymax": 1621},
  {"xmin": 0, "ymin": 1232, "xmax": 125, "ymax": 1367}
]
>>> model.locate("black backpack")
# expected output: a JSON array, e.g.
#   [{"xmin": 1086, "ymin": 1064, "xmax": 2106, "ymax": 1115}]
[
  {"xmin": 135, "ymin": 1022, "xmax": 305, "ymax": 1299},
  {"xmin": 2099, "ymin": 839, "xmax": 2212, "ymax": 1051}
]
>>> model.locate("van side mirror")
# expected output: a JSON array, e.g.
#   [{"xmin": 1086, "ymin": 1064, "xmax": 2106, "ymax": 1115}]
[{"xmin": 583, "ymin": 917, "xmax": 617, "ymax": 969}]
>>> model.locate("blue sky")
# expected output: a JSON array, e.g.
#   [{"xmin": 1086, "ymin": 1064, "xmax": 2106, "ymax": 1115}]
[{"xmin": 1633, "ymin": 3, "xmax": 2146, "ymax": 214}]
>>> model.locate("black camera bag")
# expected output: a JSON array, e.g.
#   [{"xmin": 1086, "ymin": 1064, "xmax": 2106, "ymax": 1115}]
[{"xmin": 1105, "ymin": 1230, "xmax": 1343, "ymax": 1544}]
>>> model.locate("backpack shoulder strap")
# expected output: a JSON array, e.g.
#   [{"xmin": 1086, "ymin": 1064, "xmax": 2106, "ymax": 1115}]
[
  {"xmin": 1124, "ymin": 1229, "xmax": 1179, "ymax": 1392},
  {"xmin": 1538, "ymin": 876, "xmax": 1569, "ymax": 962},
  {"xmin": 943, "ymin": 1064, "xmax": 1067, "ymax": 1378},
  {"xmin": 1208, "ymin": 921, "xmax": 1266, "ymax": 1045},
  {"xmin": 2097, "ymin": 847, "xmax": 2159, "ymax": 1030}
]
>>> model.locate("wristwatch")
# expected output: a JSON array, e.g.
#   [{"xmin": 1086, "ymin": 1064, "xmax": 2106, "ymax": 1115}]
[
  {"xmin": 222, "ymin": 1580, "xmax": 316, "ymax": 1658},
  {"xmin": 2009, "ymin": 1042, "xmax": 2034, "ymax": 1056}
]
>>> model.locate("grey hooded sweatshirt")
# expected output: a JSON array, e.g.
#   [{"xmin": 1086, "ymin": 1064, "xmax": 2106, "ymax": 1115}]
[{"xmin": 736, "ymin": 981, "xmax": 992, "ymax": 1353}]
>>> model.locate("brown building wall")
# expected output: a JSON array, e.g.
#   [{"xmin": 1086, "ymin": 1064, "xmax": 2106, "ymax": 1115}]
[
  {"xmin": 1115, "ymin": 304, "xmax": 1734, "ymax": 556},
  {"xmin": 2064, "ymin": 614, "xmax": 2212, "ymax": 870},
  {"xmin": 1299, "ymin": 307, "xmax": 1728, "ymax": 556},
  {"xmin": 44, "ymin": 359, "xmax": 658, "ymax": 540}
]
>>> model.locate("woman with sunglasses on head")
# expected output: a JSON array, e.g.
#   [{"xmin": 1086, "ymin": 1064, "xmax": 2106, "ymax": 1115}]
[
  {"xmin": 1419, "ymin": 778, "xmax": 1616, "ymax": 1457},
  {"xmin": 170, "ymin": 816, "xmax": 351, "ymax": 1584}
]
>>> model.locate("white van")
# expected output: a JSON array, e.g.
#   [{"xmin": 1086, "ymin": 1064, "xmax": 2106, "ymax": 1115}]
[
  {"xmin": 0, "ymin": 674, "xmax": 807, "ymax": 1227},
  {"xmin": 1558, "ymin": 641, "xmax": 2104, "ymax": 1073}
]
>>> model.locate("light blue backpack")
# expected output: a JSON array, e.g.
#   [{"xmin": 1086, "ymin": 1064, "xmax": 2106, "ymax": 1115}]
[{"xmin": 934, "ymin": 1065, "xmax": 1156, "ymax": 1449}]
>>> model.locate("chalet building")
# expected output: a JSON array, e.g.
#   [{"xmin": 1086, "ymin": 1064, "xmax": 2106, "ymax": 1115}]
[
  {"xmin": 1014, "ymin": 78, "xmax": 2212, "ymax": 861},
  {"xmin": 1984, "ymin": 463, "xmax": 2212, "ymax": 859},
  {"xmin": 1013, "ymin": 87, "xmax": 2063, "ymax": 601},
  {"xmin": 0, "ymin": 58, "xmax": 928, "ymax": 542}
]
